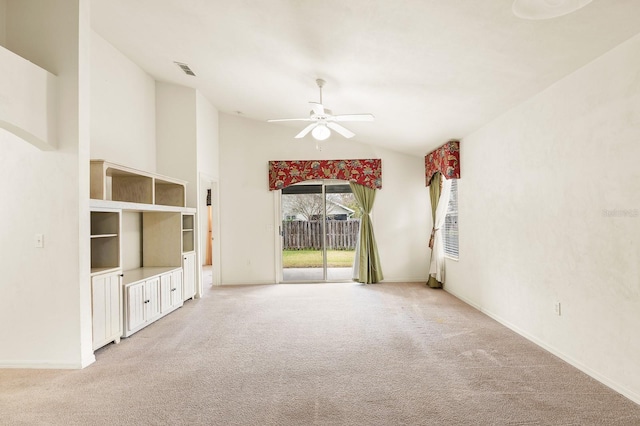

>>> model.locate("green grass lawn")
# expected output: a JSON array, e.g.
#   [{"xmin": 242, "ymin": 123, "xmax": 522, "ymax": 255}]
[{"xmin": 283, "ymin": 249, "xmax": 355, "ymax": 268}]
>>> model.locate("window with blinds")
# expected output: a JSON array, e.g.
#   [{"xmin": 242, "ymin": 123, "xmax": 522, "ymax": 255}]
[{"xmin": 444, "ymin": 179, "xmax": 459, "ymax": 259}]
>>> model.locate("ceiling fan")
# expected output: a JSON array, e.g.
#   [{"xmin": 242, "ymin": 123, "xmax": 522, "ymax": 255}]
[{"xmin": 267, "ymin": 79, "xmax": 375, "ymax": 141}]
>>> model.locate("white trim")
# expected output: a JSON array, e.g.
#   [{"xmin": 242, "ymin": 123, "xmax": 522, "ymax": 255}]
[
  {"xmin": 90, "ymin": 199, "xmax": 196, "ymax": 213},
  {"xmin": 0, "ymin": 356, "xmax": 96, "ymax": 369},
  {"xmin": 197, "ymin": 173, "xmax": 221, "ymax": 289},
  {"xmin": 211, "ymin": 181, "xmax": 221, "ymax": 287},
  {"xmin": 277, "ymin": 180, "xmax": 357, "ymax": 283},
  {"xmin": 220, "ymin": 279, "xmax": 431, "ymax": 285},
  {"xmin": 219, "ymin": 280, "xmax": 276, "ymax": 286},
  {"xmin": 273, "ymin": 190, "xmax": 283, "ymax": 283}
]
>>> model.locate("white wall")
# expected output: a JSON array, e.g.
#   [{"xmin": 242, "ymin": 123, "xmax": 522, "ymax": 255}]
[
  {"xmin": 219, "ymin": 113, "xmax": 429, "ymax": 285},
  {"xmin": 155, "ymin": 82, "xmax": 197, "ymax": 206},
  {"xmin": 446, "ymin": 33, "xmax": 640, "ymax": 403},
  {"xmin": 157, "ymin": 84, "xmax": 221, "ymax": 293},
  {"xmin": 196, "ymin": 91, "xmax": 219, "ymax": 180},
  {"xmin": 195, "ymin": 91, "xmax": 220, "ymax": 270},
  {"xmin": 91, "ymin": 30, "xmax": 156, "ymax": 172},
  {"xmin": 0, "ymin": 0, "xmax": 93, "ymax": 368}
]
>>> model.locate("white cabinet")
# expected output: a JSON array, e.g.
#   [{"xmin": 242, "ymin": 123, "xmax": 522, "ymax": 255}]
[
  {"xmin": 91, "ymin": 270, "xmax": 122, "ymax": 350},
  {"xmin": 182, "ymin": 252, "xmax": 196, "ymax": 301},
  {"xmin": 123, "ymin": 273, "xmax": 162, "ymax": 337},
  {"xmin": 160, "ymin": 269, "xmax": 183, "ymax": 313},
  {"xmin": 126, "ymin": 281, "xmax": 146, "ymax": 332},
  {"xmin": 125, "ymin": 277, "xmax": 161, "ymax": 334},
  {"xmin": 91, "ymin": 209, "xmax": 122, "ymax": 351},
  {"xmin": 122, "ymin": 267, "xmax": 181, "ymax": 337}
]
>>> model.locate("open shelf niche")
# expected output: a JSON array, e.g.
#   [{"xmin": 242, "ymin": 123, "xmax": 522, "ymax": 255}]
[
  {"xmin": 182, "ymin": 214, "xmax": 195, "ymax": 253},
  {"xmin": 91, "ymin": 160, "xmax": 186, "ymax": 208},
  {"xmin": 90, "ymin": 210, "xmax": 121, "ymax": 275}
]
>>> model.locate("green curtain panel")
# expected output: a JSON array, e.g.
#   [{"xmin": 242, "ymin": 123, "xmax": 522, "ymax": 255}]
[
  {"xmin": 350, "ymin": 182, "xmax": 383, "ymax": 284},
  {"xmin": 428, "ymin": 172, "xmax": 442, "ymax": 288}
]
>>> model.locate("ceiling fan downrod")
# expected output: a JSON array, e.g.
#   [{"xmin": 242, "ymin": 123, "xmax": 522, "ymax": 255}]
[{"xmin": 316, "ymin": 78, "xmax": 325, "ymax": 105}]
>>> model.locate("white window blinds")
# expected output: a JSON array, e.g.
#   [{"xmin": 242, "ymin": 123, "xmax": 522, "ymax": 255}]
[{"xmin": 443, "ymin": 179, "xmax": 459, "ymax": 259}]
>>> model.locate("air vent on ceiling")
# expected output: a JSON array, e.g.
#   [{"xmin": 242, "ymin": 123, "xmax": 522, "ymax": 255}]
[{"xmin": 174, "ymin": 61, "xmax": 196, "ymax": 76}]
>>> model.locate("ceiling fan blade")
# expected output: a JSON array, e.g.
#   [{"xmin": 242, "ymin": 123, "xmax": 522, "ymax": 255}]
[
  {"xmin": 333, "ymin": 113, "xmax": 375, "ymax": 122},
  {"xmin": 327, "ymin": 122, "xmax": 355, "ymax": 139},
  {"xmin": 309, "ymin": 102, "xmax": 325, "ymax": 115},
  {"xmin": 295, "ymin": 123, "xmax": 317, "ymax": 139},
  {"xmin": 267, "ymin": 118, "xmax": 312, "ymax": 122}
]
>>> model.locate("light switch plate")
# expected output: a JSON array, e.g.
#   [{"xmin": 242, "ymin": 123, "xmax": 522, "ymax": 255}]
[{"xmin": 35, "ymin": 234, "xmax": 44, "ymax": 248}]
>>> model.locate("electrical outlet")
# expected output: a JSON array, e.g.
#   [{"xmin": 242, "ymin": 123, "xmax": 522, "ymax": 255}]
[
  {"xmin": 554, "ymin": 302, "xmax": 562, "ymax": 316},
  {"xmin": 35, "ymin": 234, "xmax": 44, "ymax": 248}
]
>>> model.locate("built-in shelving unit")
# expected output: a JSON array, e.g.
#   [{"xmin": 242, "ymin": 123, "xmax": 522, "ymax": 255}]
[{"xmin": 89, "ymin": 160, "xmax": 197, "ymax": 349}]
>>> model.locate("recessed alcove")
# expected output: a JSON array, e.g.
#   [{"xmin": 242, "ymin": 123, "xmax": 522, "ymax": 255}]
[{"xmin": 0, "ymin": 45, "xmax": 57, "ymax": 150}]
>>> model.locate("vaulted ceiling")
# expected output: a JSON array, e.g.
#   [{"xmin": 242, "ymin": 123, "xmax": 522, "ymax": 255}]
[{"xmin": 91, "ymin": 0, "xmax": 640, "ymax": 156}]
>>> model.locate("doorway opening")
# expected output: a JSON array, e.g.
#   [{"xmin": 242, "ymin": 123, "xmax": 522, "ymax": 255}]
[
  {"xmin": 280, "ymin": 181, "xmax": 360, "ymax": 282},
  {"xmin": 199, "ymin": 176, "xmax": 220, "ymax": 290}
]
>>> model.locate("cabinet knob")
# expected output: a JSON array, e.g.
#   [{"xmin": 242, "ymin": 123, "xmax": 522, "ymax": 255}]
[{"xmin": 144, "ymin": 300, "xmax": 150, "ymax": 304}]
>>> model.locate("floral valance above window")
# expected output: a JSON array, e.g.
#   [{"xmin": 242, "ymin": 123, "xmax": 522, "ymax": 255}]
[
  {"xmin": 425, "ymin": 140, "xmax": 460, "ymax": 186},
  {"xmin": 269, "ymin": 159, "xmax": 382, "ymax": 191}
]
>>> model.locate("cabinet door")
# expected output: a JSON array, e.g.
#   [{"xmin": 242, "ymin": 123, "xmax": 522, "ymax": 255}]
[
  {"xmin": 92, "ymin": 271, "xmax": 122, "ymax": 350},
  {"xmin": 171, "ymin": 269, "xmax": 183, "ymax": 307},
  {"xmin": 182, "ymin": 252, "xmax": 196, "ymax": 301},
  {"xmin": 127, "ymin": 282, "xmax": 146, "ymax": 331},
  {"xmin": 105, "ymin": 273, "xmax": 122, "ymax": 339},
  {"xmin": 160, "ymin": 273, "xmax": 172, "ymax": 313},
  {"xmin": 92, "ymin": 275, "xmax": 108, "ymax": 346},
  {"xmin": 144, "ymin": 277, "xmax": 161, "ymax": 321}
]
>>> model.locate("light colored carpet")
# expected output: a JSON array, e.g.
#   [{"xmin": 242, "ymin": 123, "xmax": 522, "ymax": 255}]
[{"xmin": 1, "ymin": 282, "xmax": 639, "ymax": 425}]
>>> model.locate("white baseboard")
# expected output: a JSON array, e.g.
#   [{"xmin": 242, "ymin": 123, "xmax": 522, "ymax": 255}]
[
  {"xmin": 445, "ymin": 287, "xmax": 640, "ymax": 406},
  {"xmin": 0, "ymin": 358, "xmax": 94, "ymax": 370},
  {"xmin": 218, "ymin": 280, "xmax": 275, "ymax": 286},
  {"xmin": 219, "ymin": 279, "xmax": 428, "ymax": 286}
]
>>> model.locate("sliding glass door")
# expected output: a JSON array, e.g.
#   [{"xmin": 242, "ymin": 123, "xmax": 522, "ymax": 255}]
[{"xmin": 280, "ymin": 181, "xmax": 359, "ymax": 283}]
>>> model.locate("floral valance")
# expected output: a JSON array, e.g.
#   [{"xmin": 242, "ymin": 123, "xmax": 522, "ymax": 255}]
[
  {"xmin": 425, "ymin": 140, "xmax": 460, "ymax": 186},
  {"xmin": 269, "ymin": 159, "xmax": 382, "ymax": 191}
]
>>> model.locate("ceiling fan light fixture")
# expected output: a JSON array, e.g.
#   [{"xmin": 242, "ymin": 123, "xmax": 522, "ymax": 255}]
[
  {"xmin": 267, "ymin": 79, "xmax": 374, "ymax": 143},
  {"xmin": 311, "ymin": 124, "xmax": 331, "ymax": 141},
  {"xmin": 512, "ymin": 0, "xmax": 592, "ymax": 20}
]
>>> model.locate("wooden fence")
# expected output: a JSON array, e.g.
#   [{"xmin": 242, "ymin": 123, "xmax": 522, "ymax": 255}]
[{"xmin": 283, "ymin": 220, "xmax": 360, "ymax": 250}]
